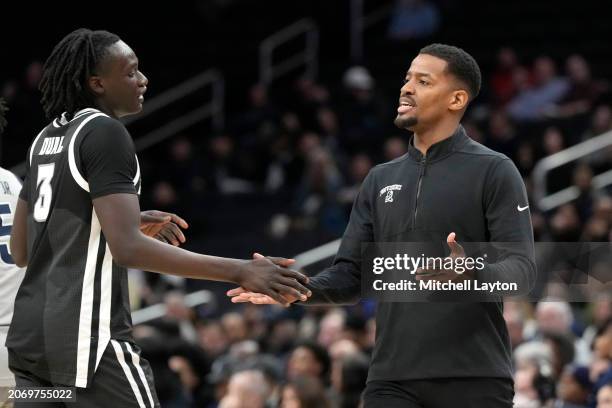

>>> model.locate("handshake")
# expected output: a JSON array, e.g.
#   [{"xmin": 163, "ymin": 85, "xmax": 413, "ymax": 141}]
[{"xmin": 226, "ymin": 252, "xmax": 311, "ymax": 307}]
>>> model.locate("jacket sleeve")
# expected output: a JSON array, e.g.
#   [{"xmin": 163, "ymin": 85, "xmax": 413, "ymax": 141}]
[
  {"xmin": 476, "ymin": 157, "xmax": 536, "ymax": 295},
  {"xmin": 303, "ymin": 171, "xmax": 375, "ymax": 305}
]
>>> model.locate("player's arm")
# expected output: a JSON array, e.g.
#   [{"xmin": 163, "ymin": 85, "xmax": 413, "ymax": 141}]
[
  {"xmin": 93, "ymin": 193, "xmax": 309, "ymax": 306},
  {"xmin": 10, "ymin": 197, "xmax": 28, "ymax": 267},
  {"xmin": 229, "ymin": 171, "xmax": 376, "ymax": 306},
  {"xmin": 81, "ymin": 117, "xmax": 309, "ymax": 306}
]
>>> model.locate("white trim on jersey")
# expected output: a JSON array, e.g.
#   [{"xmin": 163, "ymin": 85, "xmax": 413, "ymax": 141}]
[
  {"xmin": 68, "ymin": 112, "xmax": 109, "ymax": 192},
  {"xmin": 29, "ymin": 128, "xmax": 46, "ymax": 166},
  {"xmin": 133, "ymin": 155, "xmax": 140, "ymax": 186},
  {"xmin": 133, "ymin": 155, "xmax": 141, "ymax": 194},
  {"xmin": 125, "ymin": 342, "xmax": 155, "ymax": 408},
  {"xmin": 74, "ymin": 210, "xmax": 102, "ymax": 388},
  {"xmin": 111, "ymin": 340, "xmax": 147, "ymax": 408},
  {"xmin": 95, "ymin": 243, "xmax": 113, "ymax": 371}
]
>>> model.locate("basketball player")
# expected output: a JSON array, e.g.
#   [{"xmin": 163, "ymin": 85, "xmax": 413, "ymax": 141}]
[{"xmin": 6, "ymin": 29, "xmax": 310, "ymax": 407}]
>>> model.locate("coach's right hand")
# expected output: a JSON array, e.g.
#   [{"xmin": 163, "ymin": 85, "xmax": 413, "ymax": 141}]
[{"xmin": 234, "ymin": 255, "xmax": 311, "ymax": 307}]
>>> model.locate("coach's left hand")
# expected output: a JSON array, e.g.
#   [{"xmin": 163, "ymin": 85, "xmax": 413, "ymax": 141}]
[{"xmin": 415, "ymin": 232, "xmax": 473, "ymax": 282}]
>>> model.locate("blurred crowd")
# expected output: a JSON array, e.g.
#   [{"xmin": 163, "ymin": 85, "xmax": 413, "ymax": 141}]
[{"xmin": 2, "ymin": 45, "xmax": 612, "ymax": 407}]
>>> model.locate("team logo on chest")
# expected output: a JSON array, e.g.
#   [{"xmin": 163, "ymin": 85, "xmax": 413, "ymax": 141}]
[{"xmin": 380, "ymin": 184, "xmax": 402, "ymax": 203}]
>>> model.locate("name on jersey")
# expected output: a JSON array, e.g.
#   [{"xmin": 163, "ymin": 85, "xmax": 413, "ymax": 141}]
[{"xmin": 38, "ymin": 137, "xmax": 65, "ymax": 155}]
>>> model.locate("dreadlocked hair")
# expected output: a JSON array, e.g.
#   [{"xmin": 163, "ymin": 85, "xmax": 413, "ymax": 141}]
[
  {"xmin": 0, "ymin": 98, "xmax": 8, "ymax": 135},
  {"xmin": 39, "ymin": 28, "xmax": 120, "ymax": 120}
]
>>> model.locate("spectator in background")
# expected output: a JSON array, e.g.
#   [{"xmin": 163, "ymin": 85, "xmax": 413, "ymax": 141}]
[
  {"xmin": 553, "ymin": 55, "xmax": 609, "ymax": 120},
  {"xmin": 580, "ymin": 105, "xmax": 612, "ymax": 173},
  {"xmin": 292, "ymin": 78, "xmax": 330, "ymax": 131},
  {"xmin": 388, "ymin": 0, "xmax": 440, "ymax": 40},
  {"xmin": 514, "ymin": 341, "xmax": 556, "ymax": 407},
  {"xmin": 165, "ymin": 137, "xmax": 205, "ymax": 205},
  {"xmin": 266, "ymin": 317, "xmax": 300, "ymax": 356},
  {"xmin": 205, "ymin": 133, "xmax": 255, "ymax": 193},
  {"xmin": 491, "ymin": 47, "xmax": 523, "ymax": 106},
  {"xmin": 598, "ymin": 383, "xmax": 612, "ymax": 408},
  {"xmin": 516, "ymin": 142, "xmax": 536, "ymax": 176},
  {"xmin": 281, "ymin": 376, "xmax": 331, "ymax": 408},
  {"xmin": 337, "ymin": 153, "xmax": 373, "ymax": 214},
  {"xmin": 317, "ymin": 309, "xmax": 346, "ymax": 348},
  {"xmin": 544, "ymin": 332, "xmax": 577, "ymax": 382},
  {"xmin": 232, "ymin": 83, "xmax": 279, "ymax": 142},
  {"xmin": 542, "ymin": 127, "xmax": 572, "ymax": 193},
  {"xmin": 293, "ymin": 143, "xmax": 346, "ymax": 236},
  {"xmin": 339, "ymin": 66, "xmax": 387, "ymax": 153},
  {"xmin": 486, "ymin": 110, "xmax": 518, "ymax": 157},
  {"xmin": 221, "ymin": 312, "xmax": 249, "ymax": 345},
  {"xmin": 316, "ymin": 107, "xmax": 345, "ymax": 162},
  {"xmin": 507, "ymin": 56, "xmax": 569, "ymax": 122},
  {"xmin": 382, "ymin": 136, "xmax": 408, "ymax": 161},
  {"xmin": 590, "ymin": 319, "xmax": 612, "ymax": 401},
  {"xmin": 582, "ymin": 105, "xmax": 612, "ymax": 141},
  {"xmin": 505, "ymin": 302, "xmax": 531, "ymax": 349},
  {"xmin": 197, "ymin": 319, "xmax": 230, "ymax": 361},
  {"xmin": 334, "ymin": 352, "xmax": 369, "ymax": 408},
  {"xmin": 219, "ymin": 369, "xmax": 271, "ymax": 408},
  {"xmin": 554, "ymin": 365, "xmax": 592, "ymax": 408},
  {"xmin": 573, "ymin": 163, "xmax": 599, "ymax": 223},
  {"xmin": 286, "ymin": 341, "xmax": 331, "ymax": 384},
  {"xmin": 549, "ymin": 205, "xmax": 583, "ymax": 244},
  {"xmin": 535, "ymin": 301, "xmax": 574, "ymax": 338}
]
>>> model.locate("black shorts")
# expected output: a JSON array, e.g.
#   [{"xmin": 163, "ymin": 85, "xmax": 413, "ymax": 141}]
[
  {"xmin": 363, "ymin": 377, "xmax": 514, "ymax": 408},
  {"xmin": 11, "ymin": 340, "xmax": 159, "ymax": 408}
]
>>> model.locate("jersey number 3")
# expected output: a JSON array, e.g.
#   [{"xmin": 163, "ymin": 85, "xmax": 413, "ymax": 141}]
[{"xmin": 34, "ymin": 163, "xmax": 55, "ymax": 222}]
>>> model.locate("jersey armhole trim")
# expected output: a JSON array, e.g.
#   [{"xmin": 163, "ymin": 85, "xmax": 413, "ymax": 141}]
[{"xmin": 68, "ymin": 113, "xmax": 110, "ymax": 193}]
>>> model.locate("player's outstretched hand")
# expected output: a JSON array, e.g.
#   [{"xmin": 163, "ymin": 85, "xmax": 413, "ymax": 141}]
[
  {"xmin": 140, "ymin": 210, "xmax": 189, "ymax": 246},
  {"xmin": 227, "ymin": 253, "xmax": 307, "ymax": 306},
  {"xmin": 233, "ymin": 253, "xmax": 312, "ymax": 307}
]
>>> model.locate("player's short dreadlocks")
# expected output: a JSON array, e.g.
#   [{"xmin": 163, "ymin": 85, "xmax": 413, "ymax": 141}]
[
  {"xmin": 39, "ymin": 28, "xmax": 120, "ymax": 120},
  {"xmin": 0, "ymin": 97, "xmax": 8, "ymax": 135}
]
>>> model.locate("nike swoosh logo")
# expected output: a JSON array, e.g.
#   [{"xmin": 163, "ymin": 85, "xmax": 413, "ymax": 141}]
[{"xmin": 517, "ymin": 205, "xmax": 529, "ymax": 212}]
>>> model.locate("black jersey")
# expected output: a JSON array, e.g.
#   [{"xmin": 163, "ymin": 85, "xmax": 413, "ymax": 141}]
[{"xmin": 6, "ymin": 108, "xmax": 142, "ymax": 387}]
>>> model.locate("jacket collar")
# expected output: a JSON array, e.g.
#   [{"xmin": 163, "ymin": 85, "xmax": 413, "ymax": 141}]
[{"xmin": 407, "ymin": 125, "xmax": 468, "ymax": 162}]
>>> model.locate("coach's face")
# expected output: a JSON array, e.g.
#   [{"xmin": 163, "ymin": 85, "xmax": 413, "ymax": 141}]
[
  {"xmin": 394, "ymin": 53, "xmax": 462, "ymax": 131},
  {"xmin": 89, "ymin": 40, "xmax": 148, "ymax": 118}
]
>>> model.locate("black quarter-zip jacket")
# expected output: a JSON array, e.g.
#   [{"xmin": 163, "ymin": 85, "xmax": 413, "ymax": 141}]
[{"xmin": 305, "ymin": 125, "xmax": 536, "ymax": 382}]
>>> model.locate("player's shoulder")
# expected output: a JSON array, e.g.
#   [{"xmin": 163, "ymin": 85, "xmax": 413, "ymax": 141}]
[{"xmin": 75, "ymin": 110, "xmax": 131, "ymax": 144}]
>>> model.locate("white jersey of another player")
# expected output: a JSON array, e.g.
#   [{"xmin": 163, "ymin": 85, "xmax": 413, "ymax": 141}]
[{"xmin": 0, "ymin": 166, "xmax": 26, "ymax": 387}]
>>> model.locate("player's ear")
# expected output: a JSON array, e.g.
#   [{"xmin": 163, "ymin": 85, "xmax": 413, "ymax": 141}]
[
  {"xmin": 88, "ymin": 76, "xmax": 105, "ymax": 96},
  {"xmin": 449, "ymin": 89, "xmax": 469, "ymax": 112}
]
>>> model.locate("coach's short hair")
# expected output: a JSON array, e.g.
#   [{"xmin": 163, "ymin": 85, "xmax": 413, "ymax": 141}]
[{"xmin": 419, "ymin": 43, "xmax": 482, "ymax": 101}]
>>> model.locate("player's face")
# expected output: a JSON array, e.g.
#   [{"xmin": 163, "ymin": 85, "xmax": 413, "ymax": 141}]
[
  {"xmin": 394, "ymin": 53, "xmax": 457, "ymax": 131},
  {"xmin": 95, "ymin": 40, "xmax": 148, "ymax": 118}
]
